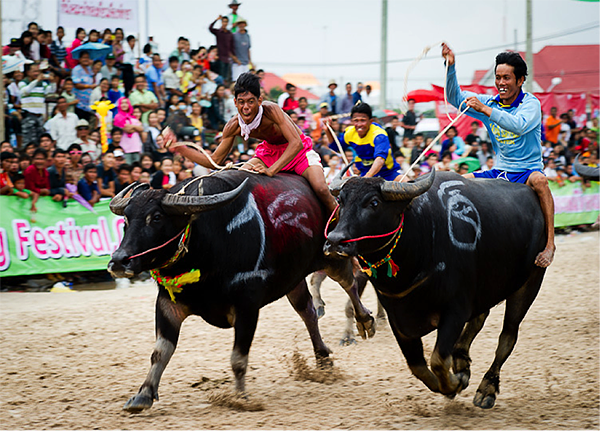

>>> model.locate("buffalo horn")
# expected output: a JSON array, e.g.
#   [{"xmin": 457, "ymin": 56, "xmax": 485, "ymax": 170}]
[
  {"xmin": 380, "ymin": 168, "xmax": 436, "ymax": 201},
  {"xmin": 109, "ymin": 182, "xmax": 151, "ymax": 215},
  {"xmin": 161, "ymin": 178, "xmax": 249, "ymax": 215},
  {"xmin": 573, "ymin": 155, "xmax": 600, "ymax": 181},
  {"xmin": 329, "ymin": 162, "xmax": 355, "ymax": 196}
]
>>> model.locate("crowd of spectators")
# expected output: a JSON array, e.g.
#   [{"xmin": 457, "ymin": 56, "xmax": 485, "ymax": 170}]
[{"xmin": 2, "ymin": 11, "xmax": 599, "ymax": 216}]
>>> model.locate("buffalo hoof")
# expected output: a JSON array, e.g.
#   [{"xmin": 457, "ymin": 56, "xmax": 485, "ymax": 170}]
[
  {"xmin": 356, "ymin": 315, "xmax": 376, "ymax": 340},
  {"xmin": 316, "ymin": 355, "xmax": 333, "ymax": 369},
  {"xmin": 316, "ymin": 305, "xmax": 325, "ymax": 319},
  {"xmin": 339, "ymin": 335, "xmax": 357, "ymax": 346},
  {"xmin": 455, "ymin": 371, "xmax": 470, "ymax": 391},
  {"xmin": 123, "ymin": 394, "xmax": 154, "ymax": 413},
  {"xmin": 473, "ymin": 390, "xmax": 496, "ymax": 409}
]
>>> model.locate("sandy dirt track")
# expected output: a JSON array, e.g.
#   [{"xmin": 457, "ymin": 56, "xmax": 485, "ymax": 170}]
[{"xmin": 1, "ymin": 231, "xmax": 598, "ymax": 430}]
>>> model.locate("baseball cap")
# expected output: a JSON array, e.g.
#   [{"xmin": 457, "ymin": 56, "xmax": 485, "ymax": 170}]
[
  {"xmin": 319, "ymin": 102, "xmax": 329, "ymax": 109},
  {"xmin": 113, "ymin": 149, "xmax": 125, "ymax": 158},
  {"xmin": 106, "ymin": 53, "xmax": 116, "ymax": 60},
  {"xmin": 76, "ymin": 119, "xmax": 89, "ymax": 129}
]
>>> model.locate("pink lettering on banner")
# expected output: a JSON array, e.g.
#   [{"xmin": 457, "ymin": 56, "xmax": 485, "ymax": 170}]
[
  {"xmin": 45, "ymin": 228, "xmax": 64, "ymax": 257},
  {"xmin": 31, "ymin": 228, "xmax": 48, "ymax": 259},
  {"xmin": 0, "ymin": 228, "xmax": 10, "ymax": 271},
  {"xmin": 12, "ymin": 219, "xmax": 30, "ymax": 260},
  {"xmin": 61, "ymin": 3, "xmax": 132, "ymax": 20},
  {"xmin": 113, "ymin": 217, "xmax": 125, "ymax": 244},
  {"xmin": 99, "ymin": 217, "xmax": 116, "ymax": 254},
  {"xmin": 89, "ymin": 228, "xmax": 104, "ymax": 254},
  {"xmin": 56, "ymin": 222, "xmax": 73, "ymax": 257}
]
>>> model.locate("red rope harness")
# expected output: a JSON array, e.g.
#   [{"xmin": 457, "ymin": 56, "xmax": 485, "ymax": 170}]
[
  {"xmin": 128, "ymin": 225, "xmax": 188, "ymax": 260},
  {"xmin": 324, "ymin": 204, "xmax": 404, "ymax": 243}
]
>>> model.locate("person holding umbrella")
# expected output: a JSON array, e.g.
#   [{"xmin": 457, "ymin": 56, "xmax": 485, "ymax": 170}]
[{"xmin": 71, "ymin": 51, "xmax": 97, "ymax": 122}]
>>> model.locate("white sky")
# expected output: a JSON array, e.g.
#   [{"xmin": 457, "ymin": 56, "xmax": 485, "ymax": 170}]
[{"xmin": 2, "ymin": 0, "xmax": 599, "ymax": 107}]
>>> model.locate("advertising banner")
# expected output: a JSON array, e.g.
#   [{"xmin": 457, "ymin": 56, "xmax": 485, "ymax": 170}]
[
  {"xmin": 58, "ymin": 0, "xmax": 139, "ymax": 34},
  {"xmin": 1, "ymin": 197, "xmax": 124, "ymax": 277},
  {"xmin": 549, "ymin": 180, "xmax": 600, "ymax": 227}
]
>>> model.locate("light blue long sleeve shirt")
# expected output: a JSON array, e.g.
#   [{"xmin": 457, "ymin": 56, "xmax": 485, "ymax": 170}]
[{"xmin": 446, "ymin": 64, "xmax": 543, "ymax": 171}]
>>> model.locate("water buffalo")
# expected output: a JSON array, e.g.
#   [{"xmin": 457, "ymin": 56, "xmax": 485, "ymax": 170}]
[
  {"xmin": 108, "ymin": 171, "xmax": 375, "ymax": 412},
  {"xmin": 324, "ymin": 169, "xmax": 547, "ymax": 409}
]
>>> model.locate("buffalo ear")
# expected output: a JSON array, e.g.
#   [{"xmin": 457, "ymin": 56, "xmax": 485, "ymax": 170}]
[
  {"xmin": 109, "ymin": 182, "xmax": 151, "ymax": 215},
  {"xmin": 380, "ymin": 169, "xmax": 435, "ymax": 201}
]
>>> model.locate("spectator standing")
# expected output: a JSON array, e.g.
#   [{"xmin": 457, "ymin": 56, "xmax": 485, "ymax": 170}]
[
  {"xmin": 363, "ymin": 84, "xmax": 375, "ymax": 108},
  {"xmin": 19, "ymin": 31, "xmax": 35, "ymax": 60},
  {"xmin": 352, "ymin": 82, "xmax": 364, "ymax": 104},
  {"xmin": 65, "ymin": 27, "xmax": 86, "ymax": 70},
  {"xmin": 231, "ymin": 18, "xmax": 251, "ymax": 81},
  {"xmin": 19, "ymin": 63, "xmax": 49, "ymax": 146},
  {"xmin": 121, "ymin": 35, "xmax": 137, "ymax": 95},
  {"xmin": 71, "ymin": 51, "xmax": 96, "ymax": 121},
  {"xmin": 24, "ymin": 148, "xmax": 51, "ymax": 196},
  {"xmin": 163, "ymin": 56, "xmax": 183, "ymax": 99},
  {"xmin": 107, "ymin": 76, "xmax": 124, "ymax": 113},
  {"xmin": 114, "ymin": 98, "xmax": 143, "ymax": 164},
  {"xmin": 400, "ymin": 98, "xmax": 418, "ymax": 139},
  {"xmin": 27, "ymin": 22, "xmax": 41, "ymax": 61},
  {"xmin": 385, "ymin": 116, "xmax": 401, "ymax": 154},
  {"xmin": 60, "ymin": 78, "xmax": 78, "ymax": 113},
  {"xmin": 339, "ymin": 82, "xmax": 354, "ymax": 115},
  {"xmin": 311, "ymin": 102, "xmax": 330, "ymax": 143},
  {"xmin": 281, "ymin": 84, "xmax": 299, "ymax": 111},
  {"xmin": 50, "ymin": 26, "xmax": 67, "ymax": 67},
  {"xmin": 145, "ymin": 54, "xmax": 166, "ymax": 105},
  {"xmin": 77, "ymin": 163, "xmax": 101, "ymax": 206},
  {"xmin": 138, "ymin": 43, "xmax": 153, "ymax": 73},
  {"xmin": 129, "ymin": 74, "xmax": 159, "ymax": 125},
  {"xmin": 169, "ymin": 37, "xmax": 190, "ymax": 63},
  {"xmin": 227, "ymin": 0, "xmax": 242, "ymax": 32},
  {"xmin": 321, "ymin": 81, "xmax": 339, "ymax": 114},
  {"xmin": 101, "ymin": 53, "xmax": 120, "ymax": 81},
  {"xmin": 545, "ymin": 106, "xmax": 561, "ymax": 145},
  {"xmin": 209, "ymin": 16, "xmax": 234, "ymax": 83},
  {"xmin": 49, "ymin": 96, "xmax": 78, "ymax": 150},
  {"xmin": 48, "ymin": 148, "xmax": 71, "ymax": 199},
  {"xmin": 90, "ymin": 78, "xmax": 110, "ymax": 105}
]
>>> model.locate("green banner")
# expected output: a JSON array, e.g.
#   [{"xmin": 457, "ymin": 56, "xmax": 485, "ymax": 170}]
[
  {"xmin": 549, "ymin": 181, "xmax": 599, "ymax": 228},
  {"xmin": 0, "ymin": 197, "xmax": 123, "ymax": 277}
]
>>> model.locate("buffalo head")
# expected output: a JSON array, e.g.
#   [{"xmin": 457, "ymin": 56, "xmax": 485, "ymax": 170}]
[
  {"xmin": 324, "ymin": 170, "xmax": 435, "ymax": 258},
  {"xmin": 108, "ymin": 179, "xmax": 248, "ymax": 278}
]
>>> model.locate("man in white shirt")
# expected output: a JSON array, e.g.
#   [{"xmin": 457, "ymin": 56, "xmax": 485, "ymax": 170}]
[
  {"xmin": 162, "ymin": 56, "xmax": 183, "ymax": 99},
  {"xmin": 50, "ymin": 96, "xmax": 79, "ymax": 150}
]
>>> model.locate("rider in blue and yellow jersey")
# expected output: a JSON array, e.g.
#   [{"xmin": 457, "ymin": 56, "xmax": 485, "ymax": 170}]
[{"xmin": 325, "ymin": 102, "xmax": 401, "ymax": 181}]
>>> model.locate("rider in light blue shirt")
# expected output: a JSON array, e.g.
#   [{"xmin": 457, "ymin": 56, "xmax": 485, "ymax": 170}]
[{"xmin": 441, "ymin": 43, "xmax": 555, "ymax": 268}]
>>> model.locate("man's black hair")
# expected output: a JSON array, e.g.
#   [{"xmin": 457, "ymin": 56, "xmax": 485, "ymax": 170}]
[
  {"xmin": 414, "ymin": 132, "xmax": 424, "ymax": 138},
  {"xmin": 117, "ymin": 163, "xmax": 132, "ymax": 173},
  {"xmin": 169, "ymin": 56, "xmax": 179, "ymax": 64},
  {"xmin": 298, "ymin": 96, "xmax": 307, "ymax": 103},
  {"xmin": 495, "ymin": 51, "xmax": 528, "ymax": 82},
  {"xmin": 234, "ymin": 72, "xmax": 261, "ymax": 98},
  {"xmin": 126, "ymin": 35, "xmax": 135, "ymax": 42},
  {"xmin": 152, "ymin": 53, "xmax": 161, "ymax": 59},
  {"xmin": 351, "ymin": 102, "xmax": 372, "ymax": 119},
  {"xmin": 441, "ymin": 150, "xmax": 452, "ymax": 159},
  {"xmin": 27, "ymin": 22, "xmax": 38, "ymax": 29},
  {"xmin": 143, "ymin": 43, "xmax": 152, "ymax": 54},
  {"xmin": 446, "ymin": 125, "xmax": 457, "ymax": 134},
  {"xmin": 178, "ymin": 36, "xmax": 186, "ymax": 42},
  {"xmin": 13, "ymin": 173, "xmax": 25, "ymax": 182},
  {"xmin": 111, "ymin": 127, "xmax": 123, "ymax": 135},
  {"xmin": 33, "ymin": 148, "xmax": 48, "ymax": 159},
  {"xmin": 285, "ymin": 83, "xmax": 296, "ymax": 91},
  {"xmin": 84, "ymin": 163, "xmax": 97, "ymax": 173},
  {"xmin": 1, "ymin": 151, "xmax": 17, "ymax": 162},
  {"xmin": 53, "ymin": 148, "xmax": 68, "ymax": 157},
  {"xmin": 471, "ymin": 121, "xmax": 480, "ymax": 126},
  {"xmin": 40, "ymin": 133, "xmax": 53, "ymax": 142},
  {"xmin": 458, "ymin": 162, "xmax": 469, "ymax": 170},
  {"xmin": 68, "ymin": 143, "xmax": 82, "ymax": 152},
  {"xmin": 256, "ymin": 69, "xmax": 264, "ymax": 74}
]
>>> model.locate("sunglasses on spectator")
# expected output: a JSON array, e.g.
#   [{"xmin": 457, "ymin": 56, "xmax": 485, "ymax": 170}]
[{"xmin": 69, "ymin": 150, "xmax": 83, "ymax": 155}]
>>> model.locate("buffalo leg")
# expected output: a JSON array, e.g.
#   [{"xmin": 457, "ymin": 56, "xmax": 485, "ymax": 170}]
[
  {"xmin": 231, "ymin": 305, "xmax": 260, "ymax": 393},
  {"xmin": 287, "ymin": 280, "xmax": 332, "ymax": 367},
  {"xmin": 474, "ymin": 270, "xmax": 544, "ymax": 409},
  {"xmin": 341, "ymin": 271, "xmax": 370, "ymax": 345},
  {"xmin": 123, "ymin": 293, "xmax": 189, "ymax": 413},
  {"xmin": 308, "ymin": 271, "xmax": 328, "ymax": 319},
  {"xmin": 430, "ymin": 313, "xmax": 470, "ymax": 397},
  {"xmin": 452, "ymin": 311, "xmax": 489, "ymax": 390},
  {"xmin": 390, "ymin": 322, "xmax": 440, "ymax": 392},
  {"xmin": 326, "ymin": 260, "xmax": 375, "ymax": 340}
]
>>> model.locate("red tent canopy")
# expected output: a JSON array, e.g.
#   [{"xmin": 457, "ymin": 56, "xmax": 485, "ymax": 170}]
[
  {"xmin": 405, "ymin": 89, "xmax": 443, "ymax": 103},
  {"xmin": 261, "ymin": 72, "xmax": 319, "ymax": 101}
]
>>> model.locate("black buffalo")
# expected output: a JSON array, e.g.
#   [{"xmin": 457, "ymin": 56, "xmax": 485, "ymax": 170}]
[
  {"xmin": 324, "ymin": 169, "xmax": 547, "ymax": 409},
  {"xmin": 108, "ymin": 171, "xmax": 375, "ymax": 412}
]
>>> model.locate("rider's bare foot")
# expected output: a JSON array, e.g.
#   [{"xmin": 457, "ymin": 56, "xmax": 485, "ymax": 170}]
[{"xmin": 535, "ymin": 246, "xmax": 555, "ymax": 268}]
